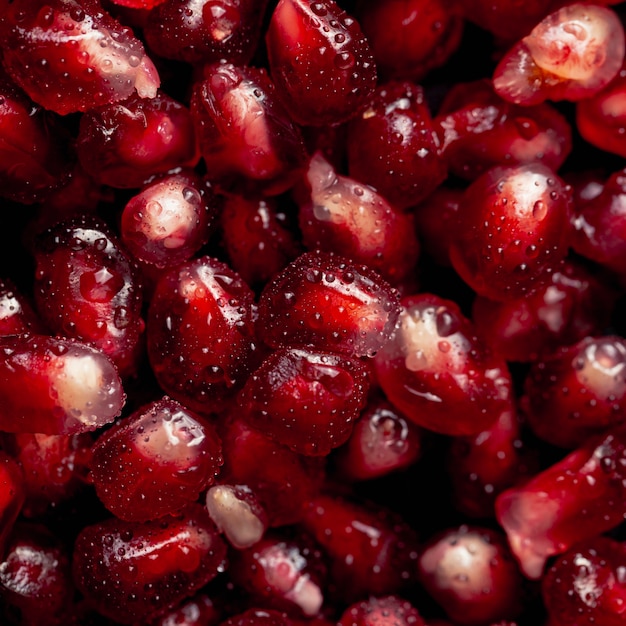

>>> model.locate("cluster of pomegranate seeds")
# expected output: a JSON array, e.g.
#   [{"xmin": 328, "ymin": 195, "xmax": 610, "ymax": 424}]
[{"xmin": 3, "ymin": 0, "xmax": 626, "ymax": 624}]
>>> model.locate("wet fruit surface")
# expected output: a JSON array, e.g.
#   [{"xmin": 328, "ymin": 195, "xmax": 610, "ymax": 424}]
[{"xmin": 1, "ymin": 1, "xmax": 626, "ymax": 624}]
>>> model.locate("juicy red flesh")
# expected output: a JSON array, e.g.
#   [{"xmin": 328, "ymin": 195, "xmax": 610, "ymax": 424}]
[
  {"xmin": 374, "ymin": 293, "xmax": 513, "ymax": 436},
  {"xmin": 300, "ymin": 493, "xmax": 420, "ymax": 601},
  {"xmin": 346, "ymin": 81, "xmax": 447, "ymax": 210},
  {"xmin": 333, "ymin": 396, "xmax": 422, "ymax": 482},
  {"xmin": 0, "ymin": 280, "xmax": 43, "ymax": 337},
  {"xmin": 72, "ymin": 504, "xmax": 227, "ymax": 624},
  {"xmin": 230, "ymin": 533, "xmax": 326, "ymax": 617},
  {"xmin": 0, "ymin": 74, "xmax": 73, "ymax": 204},
  {"xmin": 297, "ymin": 152, "xmax": 420, "ymax": 283},
  {"xmin": 147, "ymin": 256, "xmax": 258, "ymax": 414},
  {"xmin": 0, "ymin": 334, "xmax": 124, "ymax": 435},
  {"xmin": 33, "ymin": 216, "xmax": 145, "ymax": 377},
  {"xmin": 0, "ymin": 453, "xmax": 24, "ymax": 555},
  {"xmin": 2, "ymin": 432, "xmax": 92, "ymax": 518},
  {"xmin": 90, "ymin": 397, "xmax": 223, "ymax": 521},
  {"xmin": 449, "ymin": 163, "xmax": 573, "ymax": 301},
  {"xmin": 496, "ymin": 427, "xmax": 626, "ymax": 579},
  {"xmin": 571, "ymin": 167, "xmax": 626, "ymax": 279},
  {"xmin": 0, "ymin": 524, "xmax": 72, "ymax": 626},
  {"xmin": 265, "ymin": 0, "xmax": 376, "ymax": 126},
  {"xmin": 256, "ymin": 251, "xmax": 401, "ymax": 358},
  {"xmin": 542, "ymin": 536, "xmax": 626, "ymax": 626},
  {"xmin": 522, "ymin": 336, "xmax": 626, "ymax": 448},
  {"xmin": 121, "ymin": 171, "xmax": 216, "ymax": 268},
  {"xmin": 218, "ymin": 416, "xmax": 323, "ymax": 527},
  {"xmin": 191, "ymin": 63, "xmax": 307, "ymax": 196},
  {"xmin": 220, "ymin": 194, "xmax": 302, "ymax": 290},
  {"xmin": 0, "ymin": 0, "xmax": 160, "ymax": 115},
  {"xmin": 493, "ymin": 4, "xmax": 625, "ymax": 105},
  {"xmin": 472, "ymin": 259, "xmax": 616, "ymax": 362},
  {"xmin": 447, "ymin": 409, "xmax": 536, "ymax": 519},
  {"xmin": 355, "ymin": 0, "xmax": 462, "ymax": 82},
  {"xmin": 436, "ymin": 79, "xmax": 572, "ymax": 181},
  {"xmin": 76, "ymin": 91, "xmax": 199, "ymax": 189},
  {"xmin": 337, "ymin": 595, "xmax": 425, "ymax": 626},
  {"xmin": 144, "ymin": 0, "xmax": 269, "ymax": 65},
  {"xmin": 240, "ymin": 347, "xmax": 369, "ymax": 456},
  {"xmin": 418, "ymin": 526, "xmax": 523, "ymax": 625}
]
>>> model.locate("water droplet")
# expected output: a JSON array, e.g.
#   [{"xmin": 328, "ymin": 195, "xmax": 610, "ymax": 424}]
[
  {"xmin": 182, "ymin": 187, "xmax": 200, "ymax": 205},
  {"xmin": 128, "ymin": 54, "xmax": 141, "ymax": 68},
  {"xmin": 435, "ymin": 307, "xmax": 460, "ymax": 337},
  {"xmin": 310, "ymin": 2, "xmax": 327, "ymax": 15},
  {"xmin": 334, "ymin": 51, "xmax": 354, "ymax": 70},
  {"xmin": 532, "ymin": 200, "xmax": 547, "ymax": 220}
]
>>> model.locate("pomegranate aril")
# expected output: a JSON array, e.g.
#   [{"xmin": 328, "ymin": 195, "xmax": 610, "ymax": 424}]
[
  {"xmin": 0, "ymin": 0, "xmax": 160, "ymax": 115},
  {"xmin": 418, "ymin": 526, "xmax": 523, "ymax": 625},
  {"xmin": 90, "ymin": 396, "xmax": 223, "ymax": 522},
  {"xmin": 436, "ymin": 79, "xmax": 572, "ymax": 181},
  {"xmin": 121, "ymin": 171, "xmax": 216, "ymax": 269},
  {"xmin": 472, "ymin": 259, "xmax": 616, "ymax": 363},
  {"xmin": 230, "ymin": 532, "xmax": 326, "ymax": 617},
  {"xmin": 496, "ymin": 426, "xmax": 626, "ymax": 579},
  {"xmin": 493, "ymin": 3, "xmax": 625, "ymax": 105},
  {"xmin": 256, "ymin": 251, "xmax": 401, "ymax": 359},
  {"xmin": 220, "ymin": 194, "xmax": 302, "ymax": 290},
  {"xmin": 522, "ymin": 336, "xmax": 626, "ymax": 448},
  {"xmin": 333, "ymin": 396, "xmax": 422, "ymax": 482},
  {"xmin": 374, "ymin": 293, "xmax": 513, "ymax": 436},
  {"xmin": 0, "ymin": 279, "xmax": 44, "ymax": 337},
  {"xmin": 337, "ymin": 595, "xmax": 425, "ymax": 626},
  {"xmin": 73, "ymin": 504, "xmax": 227, "ymax": 624},
  {"xmin": 542, "ymin": 536, "xmax": 626, "ymax": 626},
  {"xmin": 0, "ymin": 73, "xmax": 73, "ymax": 204},
  {"xmin": 346, "ymin": 81, "xmax": 447, "ymax": 210},
  {"xmin": 3, "ymin": 432, "xmax": 92, "ymax": 518},
  {"xmin": 297, "ymin": 152, "xmax": 420, "ymax": 284},
  {"xmin": 300, "ymin": 492, "xmax": 419, "ymax": 601},
  {"xmin": 218, "ymin": 416, "xmax": 324, "ymax": 527},
  {"xmin": 577, "ymin": 64, "xmax": 626, "ymax": 158},
  {"xmin": 571, "ymin": 167, "xmax": 626, "ymax": 279},
  {"xmin": 205, "ymin": 484, "xmax": 268, "ymax": 549},
  {"xmin": 265, "ymin": 0, "xmax": 376, "ymax": 126},
  {"xmin": 447, "ymin": 408, "xmax": 536, "ymax": 519},
  {"xmin": 355, "ymin": 0, "xmax": 462, "ymax": 82},
  {"xmin": 147, "ymin": 256, "xmax": 257, "ymax": 414},
  {"xmin": 76, "ymin": 90, "xmax": 199, "ymax": 189},
  {"xmin": 0, "ymin": 523, "xmax": 73, "ymax": 626},
  {"xmin": 151, "ymin": 592, "xmax": 223, "ymax": 626},
  {"xmin": 449, "ymin": 163, "xmax": 573, "ymax": 301},
  {"xmin": 0, "ymin": 334, "xmax": 124, "ymax": 435},
  {"xmin": 144, "ymin": 0, "xmax": 269, "ymax": 66},
  {"xmin": 33, "ymin": 216, "xmax": 145, "ymax": 378},
  {"xmin": 240, "ymin": 347, "xmax": 369, "ymax": 456},
  {"xmin": 191, "ymin": 63, "xmax": 307, "ymax": 196}
]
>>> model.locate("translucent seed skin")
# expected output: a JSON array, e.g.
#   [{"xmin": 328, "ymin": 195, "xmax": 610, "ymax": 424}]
[{"xmin": 0, "ymin": 334, "xmax": 125, "ymax": 436}]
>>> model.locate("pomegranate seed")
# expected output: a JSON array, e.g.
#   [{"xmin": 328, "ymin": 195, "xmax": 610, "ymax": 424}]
[
  {"xmin": 239, "ymin": 347, "xmax": 370, "ymax": 456},
  {"xmin": 374, "ymin": 293, "xmax": 513, "ymax": 436},
  {"xmin": 256, "ymin": 251, "xmax": 401, "ymax": 358},
  {"xmin": 337, "ymin": 595, "xmax": 425, "ymax": 626},
  {"xmin": 33, "ymin": 216, "xmax": 145, "ymax": 377},
  {"xmin": 76, "ymin": 91, "xmax": 199, "ymax": 189},
  {"xmin": 449, "ymin": 163, "xmax": 573, "ymax": 301},
  {"xmin": 144, "ymin": 0, "xmax": 269, "ymax": 65},
  {"xmin": 147, "ymin": 256, "xmax": 258, "ymax": 414},
  {"xmin": 90, "ymin": 396, "xmax": 223, "ymax": 521},
  {"xmin": 0, "ymin": 334, "xmax": 125, "ymax": 435},
  {"xmin": 73, "ymin": 504, "xmax": 227, "ymax": 623},
  {"xmin": 265, "ymin": 0, "xmax": 376, "ymax": 126},
  {"xmin": 0, "ymin": 0, "xmax": 160, "ymax": 115},
  {"xmin": 418, "ymin": 526, "xmax": 523, "ymax": 625},
  {"xmin": 496, "ymin": 426, "xmax": 626, "ymax": 579},
  {"xmin": 493, "ymin": 4, "xmax": 625, "ymax": 105}
]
